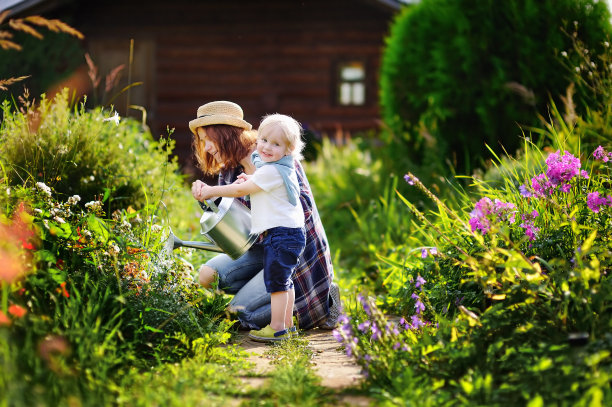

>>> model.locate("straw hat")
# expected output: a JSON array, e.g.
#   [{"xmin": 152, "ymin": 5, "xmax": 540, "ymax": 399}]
[{"xmin": 189, "ymin": 101, "xmax": 252, "ymax": 134}]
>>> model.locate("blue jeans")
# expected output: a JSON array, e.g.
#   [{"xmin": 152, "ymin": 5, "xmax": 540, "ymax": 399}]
[
  {"xmin": 262, "ymin": 227, "xmax": 306, "ymax": 293},
  {"xmin": 205, "ymin": 243, "xmax": 270, "ymax": 329}
]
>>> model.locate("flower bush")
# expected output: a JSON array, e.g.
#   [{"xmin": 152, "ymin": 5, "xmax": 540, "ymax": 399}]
[
  {"xmin": 0, "ymin": 93, "xmax": 232, "ymax": 405},
  {"xmin": 334, "ymin": 125, "xmax": 611, "ymax": 405}
]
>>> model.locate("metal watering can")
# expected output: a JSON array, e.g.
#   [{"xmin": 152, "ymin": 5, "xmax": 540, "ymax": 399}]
[{"xmin": 166, "ymin": 197, "xmax": 259, "ymax": 260}]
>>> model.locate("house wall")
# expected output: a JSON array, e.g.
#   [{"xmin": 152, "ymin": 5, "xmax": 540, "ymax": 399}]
[{"xmin": 71, "ymin": 0, "xmax": 395, "ymax": 170}]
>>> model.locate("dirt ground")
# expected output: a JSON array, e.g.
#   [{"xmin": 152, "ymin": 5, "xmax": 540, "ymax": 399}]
[{"xmin": 233, "ymin": 328, "xmax": 371, "ymax": 406}]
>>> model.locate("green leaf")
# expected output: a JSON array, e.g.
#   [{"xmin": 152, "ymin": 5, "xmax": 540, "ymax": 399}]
[{"xmin": 87, "ymin": 215, "xmax": 110, "ymax": 243}]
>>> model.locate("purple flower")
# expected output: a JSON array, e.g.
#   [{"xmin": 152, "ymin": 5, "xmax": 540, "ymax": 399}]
[
  {"xmin": 587, "ymin": 191, "xmax": 610, "ymax": 213},
  {"xmin": 404, "ymin": 174, "xmax": 416, "ymax": 185},
  {"xmin": 531, "ymin": 173, "xmax": 555, "ymax": 197},
  {"xmin": 393, "ymin": 342, "xmax": 401, "ymax": 350},
  {"xmin": 546, "ymin": 150, "xmax": 581, "ymax": 185},
  {"xmin": 414, "ymin": 299, "xmax": 425, "ymax": 314},
  {"xmin": 415, "ymin": 275, "xmax": 426, "ymax": 289},
  {"xmin": 430, "ymin": 247, "xmax": 438, "ymax": 255},
  {"xmin": 358, "ymin": 320, "xmax": 371, "ymax": 333},
  {"xmin": 421, "ymin": 248, "xmax": 428, "ymax": 258},
  {"xmin": 411, "ymin": 292, "xmax": 419, "ymax": 300},
  {"xmin": 370, "ymin": 322, "xmax": 381, "ymax": 341},
  {"xmin": 593, "ymin": 146, "xmax": 609, "ymax": 162},
  {"xmin": 357, "ymin": 294, "xmax": 372, "ymax": 316},
  {"xmin": 469, "ymin": 197, "xmax": 516, "ymax": 234},
  {"xmin": 519, "ymin": 184, "xmax": 532, "ymax": 197},
  {"xmin": 519, "ymin": 211, "xmax": 540, "ymax": 241},
  {"xmin": 410, "ymin": 314, "xmax": 425, "ymax": 329}
]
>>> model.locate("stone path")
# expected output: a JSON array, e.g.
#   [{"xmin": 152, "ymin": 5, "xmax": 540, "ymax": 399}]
[{"xmin": 233, "ymin": 328, "xmax": 371, "ymax": 406}]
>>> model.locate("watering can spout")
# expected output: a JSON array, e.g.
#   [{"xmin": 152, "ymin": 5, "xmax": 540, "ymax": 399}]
[
  {"xmin": 165, "ymin": 230, "xmax": 224, "ymax": 253},
  {"xmin": 165, "ymin": 197, "xmax": 258, "ymax": 260}
]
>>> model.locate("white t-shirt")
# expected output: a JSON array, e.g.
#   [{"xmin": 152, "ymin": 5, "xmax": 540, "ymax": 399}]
[{"xmin": 250, "ymin": 164, "xmax": 305, "ymax": 234}]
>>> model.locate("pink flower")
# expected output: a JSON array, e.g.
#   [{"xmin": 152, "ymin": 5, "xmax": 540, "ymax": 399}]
[
  {"xmin": 587, "ymin": 191, "xmax": 609, "ymax": 213},
  {"xmin": 546, "ymin": 150, "xmax": 581, "ymax": 185}
]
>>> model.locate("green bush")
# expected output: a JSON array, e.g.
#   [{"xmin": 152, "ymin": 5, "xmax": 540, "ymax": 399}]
[
  {"xmin": 0, "ymin": 89, "xmax": 186, "ymax": 214},
  {"xmin": 380, "ymin": 0, "xmax": 612, "ymax": 174},
  {"xmin": 334, "ymin": 105, "xmax": 612, "ymax": 406},
  {"xmin": 0, "ymin": 180, "xmax": 232, "ymax": 405},
  {"xmin": 0, "ymin": 89, "xmax": 232, "ymax": 405}
]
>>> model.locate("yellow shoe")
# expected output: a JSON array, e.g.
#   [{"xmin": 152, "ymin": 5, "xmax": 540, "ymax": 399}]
[{"xmin": 248, "ymin": 325, "xmax": 290, "ymax": 342}]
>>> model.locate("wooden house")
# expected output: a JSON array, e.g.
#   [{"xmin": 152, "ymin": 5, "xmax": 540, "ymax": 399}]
[{"xmin": 3, "ymin": 0, "xmax": 405, "ymax": 172}]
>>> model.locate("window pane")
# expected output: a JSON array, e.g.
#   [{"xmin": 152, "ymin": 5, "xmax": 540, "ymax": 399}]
[
  {"xmin": 352, "ymin": 83, "xmax": 365, "ymax": 105},
  {"xmin": 340, "ymin": 83, "xmax": 352, "ymax": 105},
  {"xmin": 341, "ymin": 64, "xmax": 365, "ymax": 81}
]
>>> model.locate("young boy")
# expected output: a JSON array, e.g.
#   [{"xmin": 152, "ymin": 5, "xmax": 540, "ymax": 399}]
[{"xmin": 192, "ymin": 113, "xmax": 306, "ymax": 341}]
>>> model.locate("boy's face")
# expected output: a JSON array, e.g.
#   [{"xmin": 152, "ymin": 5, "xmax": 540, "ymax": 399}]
[{"xmin": 256, "ymin": 126, "xmax": 291, "ymax": 163}]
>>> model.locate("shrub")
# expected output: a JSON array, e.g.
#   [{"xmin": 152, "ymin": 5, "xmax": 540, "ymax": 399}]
[
  {"xmin": 0, "ymin": 180, "xmax": 232, "ymax": 405},
  {"xmin": 0, "ymin": 89, "xmax": 186, "ymax": 214},
  {"xmin": 334, "ymin": 116, "xmax": 612, "ymax": 404},
  {"xmin": 380, "ymin": 0, "xmax": 612, "ymax": 173}
]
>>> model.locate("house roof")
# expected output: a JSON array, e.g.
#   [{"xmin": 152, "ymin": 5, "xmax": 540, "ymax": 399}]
[
  {"xmin": 0, "ymin": 0, "xmax": 70, "ymax": 16},
  {"xmin": 2, "ymin": 0, "xmax": 415, "ymax": 15}
]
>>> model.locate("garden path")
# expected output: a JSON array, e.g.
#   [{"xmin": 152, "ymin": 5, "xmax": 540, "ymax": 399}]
[{"xmin": 233, "ymin": 328, "xmax": 371, "ymax": 406}]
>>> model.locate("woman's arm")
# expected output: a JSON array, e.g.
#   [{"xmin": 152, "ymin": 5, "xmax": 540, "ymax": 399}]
[{"xmin": 192, "ymin": 179, "xmax": 262, "ymax": 202}]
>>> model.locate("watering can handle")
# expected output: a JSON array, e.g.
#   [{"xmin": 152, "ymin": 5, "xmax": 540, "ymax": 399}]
[{"xmin": 203, "ymin": 199, "xmax": 219, "ymax": 212}]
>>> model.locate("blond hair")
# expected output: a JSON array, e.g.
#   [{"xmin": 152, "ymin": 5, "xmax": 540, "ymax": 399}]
[{"xmin": 258, "ymin": 114, "xmax": 305, "ymax": 160}]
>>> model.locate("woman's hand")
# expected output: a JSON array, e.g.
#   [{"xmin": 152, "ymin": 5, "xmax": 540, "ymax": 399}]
[{"xmin": 191, "ymin": 180, "xmax": 214, "ymax": 202}]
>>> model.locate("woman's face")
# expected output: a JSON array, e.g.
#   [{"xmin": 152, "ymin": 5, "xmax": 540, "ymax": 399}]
[{"xmin": 197, "ymin": 127, "xmax": 222, "ymax": 164}]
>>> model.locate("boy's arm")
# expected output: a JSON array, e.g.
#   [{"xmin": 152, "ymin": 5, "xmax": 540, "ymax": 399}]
[{"xmin": 192, "ymin": 179, "xmax": 262, "ymax": 202}]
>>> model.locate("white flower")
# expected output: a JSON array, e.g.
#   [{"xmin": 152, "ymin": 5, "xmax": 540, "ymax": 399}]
[
  {"xmin": 35, "ymin": 182, "xmax": 52, "ymax": 196},
  {"xmin": 561, "ymin": 51, "xmax": 568, "ymax": 58},
  {"xmin": 109, "ymin": 243, "xmax": 120, "ymax": 256},
  {"xmin": 54, "ymin": 216, "xmax": 65, "ymax": 224},
  {"xmin": 67, "ymin": 195, "xmax": 81, "ymax": 205},
  {"xmin": 85, "ymin": 201, "xmax": 103, "ymax": 212},
  {"xmin": 103, "ymin": 111, "xmax": 121, "ymax": 126},
  {"xmin": 151, "ymin": 224, "xmax": 162, "ymax": 233}
]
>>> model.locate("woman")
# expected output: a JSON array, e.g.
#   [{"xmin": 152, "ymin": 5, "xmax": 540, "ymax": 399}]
[{"xmin": 189, "ymin": 100, "xmax": 339, "ymax": 330}]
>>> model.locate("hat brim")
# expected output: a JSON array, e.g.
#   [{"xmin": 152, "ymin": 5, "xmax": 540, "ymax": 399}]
[{"xmin": 189, "ymin": 114, "xmax": 252, "ymax": 134}]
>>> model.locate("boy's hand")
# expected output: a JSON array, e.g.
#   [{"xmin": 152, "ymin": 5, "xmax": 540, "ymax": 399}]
[
  {"xmin": 235, "ymin": 173, "xmax": 251, "ymax": 184},
  {"xmin": 191, "ymin": 180, "xmax": 214, "ymax": 202}
]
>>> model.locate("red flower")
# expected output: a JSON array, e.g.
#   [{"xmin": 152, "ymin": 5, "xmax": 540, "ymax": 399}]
[
  {"xmin": 11, "ymin": 202, "xmax": 36, "ymax": 250},
  {"xmin": 59, "ymin": 282, "xmax": 70, "ymax": 298},
  {"xmin": 8, "ymin": 304, "xmax": 27, "ymax": 318},
  {"xmin": 0, "ymin": 247, "xmax": 25, "ymax": 284},
  {"xmin": 0, "ymin": 311, "xmax": 10, "ymax": 326}
]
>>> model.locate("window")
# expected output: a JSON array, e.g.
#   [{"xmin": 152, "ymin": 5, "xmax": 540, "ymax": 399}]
[{"xmin": 337, "ymin": 61, "xmax": 366, "ymax": 106}]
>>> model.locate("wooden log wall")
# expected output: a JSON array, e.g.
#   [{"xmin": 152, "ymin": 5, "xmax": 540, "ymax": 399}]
[{"xmin": 69, "ymin": 0, "xmax": 395, "ymax": 171}]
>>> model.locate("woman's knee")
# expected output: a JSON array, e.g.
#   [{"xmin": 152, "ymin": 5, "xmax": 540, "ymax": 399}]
[{"xmin": 198, "ymin": 265, "xmax": 217, "ymax": 288}]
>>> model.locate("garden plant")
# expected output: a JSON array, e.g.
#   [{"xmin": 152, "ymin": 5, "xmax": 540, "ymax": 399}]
[
  {"xmin": 331, "ymin": 28, "xmax": 612, "ymax": 406},
  {"xmin": 2, "ymin": 1, "xmax": 612, "ymax": 406}
]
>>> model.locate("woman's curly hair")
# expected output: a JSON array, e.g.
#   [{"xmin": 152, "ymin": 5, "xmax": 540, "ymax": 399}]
[{"xmin": 192, "ymin": 124, "xmax": 257, "ymax": 175}]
